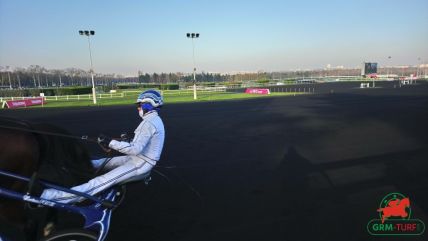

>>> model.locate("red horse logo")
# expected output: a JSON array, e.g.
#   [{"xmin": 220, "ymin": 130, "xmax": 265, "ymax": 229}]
[{"xmin": 377, "ymin": 197, "xmax": 410, "ymax": 223}]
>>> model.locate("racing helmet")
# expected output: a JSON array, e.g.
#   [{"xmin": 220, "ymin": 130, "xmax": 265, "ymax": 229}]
[{"xmin": 136, "ymin": 90, "xmax": 163, "ymax": 111}]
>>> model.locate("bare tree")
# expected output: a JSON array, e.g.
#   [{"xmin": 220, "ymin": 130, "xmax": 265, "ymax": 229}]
[
  {"xmin": 6, "ymin": 66, "xmax": 13, "ymax": 89},
  {"xmin": 14, "ymin": 67, "xmax": 26, "ymax": 89}
]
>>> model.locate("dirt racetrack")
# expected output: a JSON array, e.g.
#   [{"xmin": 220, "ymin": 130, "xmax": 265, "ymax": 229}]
[{"xmin": 1, "ymin": 81, "xmax": 428, "ymax": 241}]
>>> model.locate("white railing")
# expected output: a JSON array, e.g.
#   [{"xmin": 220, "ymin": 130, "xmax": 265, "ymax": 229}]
[
  {"xmin": 185, "ymin": 86, "xmax": 227, "ymax": 91},
  {"xmin": 0, "ymin": 88, "xmax": 230, "ymax": 103},
  {"xmin": 1, "ymin": 88, "xmax": 227, "ymax": 102},
  {"xmin": 123, "ymin": 87, "xmax": 227, "ymax": 96},
  {"xmin": 45, "ymin": 93, "xmax": 125, "ymax": 101},
  {"xmin": 0, "ymin": 93, "xmax": 125, "ymax": 102}
]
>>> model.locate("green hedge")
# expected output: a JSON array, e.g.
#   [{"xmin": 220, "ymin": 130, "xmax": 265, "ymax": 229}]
[
  {"xmin": 200, "ymin": 82, "xmax": 216, "ymax": 87},
  {"xmin": 223, "ymin": 81, "xmax": 243, "ymax": 86},
  {"xmin": 179, "ymin": 82, "xmax": 219, "ymax": 88},
  {"xmin": 0, "ymin": 89, "xmax": 25, "ymax": 97},
  {"xmin": 55, "ymin": 87, "xmax": 92, "ymax": 95},
  {"xmin": 256, "ymin": 79, "xmax": 270, "ymax": 84},
  {"xmin": 161, "ymin": 84, "xmax": 179, "ymax": 90},
  {"xmin": 116, "ymin": 83, "xmax": 179, "ymax": 90},
  {"xmin": 0, "ymin": 86, "xmax": 92, "ymax": 97}
]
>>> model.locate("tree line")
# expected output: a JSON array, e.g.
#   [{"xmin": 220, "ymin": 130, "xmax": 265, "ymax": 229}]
[
  {"xmin": 0, "ymin": 65, "xmax": 138, "ymax": 89},
  {"xmin": 1, "ymin": 65, "xmax": 424, "ymax": 89}
]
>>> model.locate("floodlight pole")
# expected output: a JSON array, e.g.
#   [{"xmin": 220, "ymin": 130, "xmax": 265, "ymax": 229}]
[
  {"xmin": 192, "ymin": 37, "xmax": 196, "ymax": 100},
  {"xmin": 387, "ymin": 56, "xmax": 391, "ymax": 79},
  {"xmin": 79, "ymin": 30, "xmax": 97, "ymax": 104},
  {"xmin": 416, "ymin": 57, "xmax": 421, "ymax": 83},
  {"xmin": 425, "ymin": 59, "xmax": 427, "ymax": 78},
  {"xmin": 187, "ymin": 33, "xmax": 199, "ymax": 100}
]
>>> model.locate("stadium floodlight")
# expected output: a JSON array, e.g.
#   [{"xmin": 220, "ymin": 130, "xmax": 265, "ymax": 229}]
[
  {"xmin": 79, "ymin": 30, "xmax": 97, "ymax": 104},
  {"xmin": 79, "ymin": 30, "xmax": 95, "ymax": 36},
  {"xmin": 186, "ymin": 32, "xmax": 200, "ymax": 100}
]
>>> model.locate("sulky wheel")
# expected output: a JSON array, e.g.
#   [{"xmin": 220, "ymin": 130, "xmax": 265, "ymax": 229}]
[{"xmin": 39, "ymin": 228, "xmax": 97, "ymax": 241}]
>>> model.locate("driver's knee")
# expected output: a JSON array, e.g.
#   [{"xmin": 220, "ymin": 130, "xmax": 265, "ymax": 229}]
[{"xmin": 91, "ymin": 158, "xmax": 106, "ymax": 168}]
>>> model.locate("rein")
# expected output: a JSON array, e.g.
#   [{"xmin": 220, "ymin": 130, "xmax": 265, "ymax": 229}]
[{"xmin": 0, "ymin": 124, "xmax": 98, "ymax": 143}]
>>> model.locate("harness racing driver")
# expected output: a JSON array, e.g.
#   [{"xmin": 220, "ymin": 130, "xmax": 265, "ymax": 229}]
[{"xmin": 40, "ymin": 90, "xmax": 165, "ymax": 203}]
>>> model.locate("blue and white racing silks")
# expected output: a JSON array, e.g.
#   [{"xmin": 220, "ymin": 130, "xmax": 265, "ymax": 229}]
[{"xmin": 40, "ymin": 111, "xmax": 165, "ymax": 203}]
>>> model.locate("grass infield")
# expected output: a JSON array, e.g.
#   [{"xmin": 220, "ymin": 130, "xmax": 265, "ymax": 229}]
[{"xmin": 27, "ymin": 91, "xmax": 306, "ymax": 108}]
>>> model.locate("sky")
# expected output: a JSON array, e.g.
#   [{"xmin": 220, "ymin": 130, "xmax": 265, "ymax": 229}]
[{"xmin": 0, "ymin": 0, "xmax": 427, "ymax": 76}]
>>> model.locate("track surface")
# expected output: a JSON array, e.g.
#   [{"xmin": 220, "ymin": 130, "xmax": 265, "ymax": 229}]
[{"xmin": 1, "ymin": 82, "xmax": 428, "ymax": 241}]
